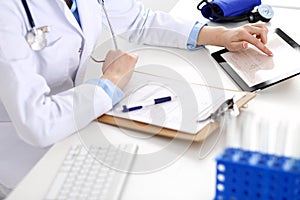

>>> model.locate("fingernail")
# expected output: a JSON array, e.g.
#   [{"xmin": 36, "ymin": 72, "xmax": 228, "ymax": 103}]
[
  {"xmin": 242, "ymin": 42, "xmax": 248, "ymax": 49},
  {"xmin": 267, "ymin": 49, "xmax": 273, "ymax": 56}
]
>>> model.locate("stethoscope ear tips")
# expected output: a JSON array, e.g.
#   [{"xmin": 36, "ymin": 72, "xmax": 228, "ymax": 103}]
[{"xmin": 26, "ymin": 26, "xmax": 50, "ymax": 51}]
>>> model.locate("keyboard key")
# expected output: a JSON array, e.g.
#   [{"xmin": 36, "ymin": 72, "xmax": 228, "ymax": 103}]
[{"xmin": 44, "ymin": 144, "xmax": 138, "ymax": 200}]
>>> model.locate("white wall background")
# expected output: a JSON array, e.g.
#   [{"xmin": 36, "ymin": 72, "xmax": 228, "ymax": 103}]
[{"xmin": 137, "ymin": 0, "xmax": 179, "ymax": 11}]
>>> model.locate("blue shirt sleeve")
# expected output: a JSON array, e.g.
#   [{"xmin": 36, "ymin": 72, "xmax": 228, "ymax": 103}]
[
  {"xmin": 187, "ymin": 21, "xmax": 207, "ymax": 50},
  {"xmin": 85, "ymin": 78, "xmax": 124, "ymax": 106}
]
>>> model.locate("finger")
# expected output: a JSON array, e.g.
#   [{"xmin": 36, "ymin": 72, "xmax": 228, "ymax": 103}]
[
  {"xmin": 243, "ymin": 34, "xmax": 273, "ymax": 56},
  {"xmin": 103, "ymin": 52, "xmax": 138, "ymax": 74},
  {"xmin": 238, "ymin": 25, "xmax": 271, "ymax": 55},
  {"xmin": 102, "ymin": 51, "xmax": 125, "ymax": 72},
  {"xmin": 227, "ymin": 41, "xmax": 247, "ymax": 51},
  {"xmin": 128, "ymin": 53, "xmax": 139, "ymax": 64},
  {"xmin": 243, "ymin": 24, "xmax": 268, "ymax": 44},
  {"xmin": 251, "ymin": 22, "xmax": 267, "ymax": 29}
]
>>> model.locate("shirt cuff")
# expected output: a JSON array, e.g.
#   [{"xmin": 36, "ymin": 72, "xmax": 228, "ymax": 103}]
[
  {"xmin": 187, "ymin": 22, "xmax": 207, "ymax": 50},
  {"xmin": 85, "ymin": 78, "xmax": 124, "ymax": 106}
]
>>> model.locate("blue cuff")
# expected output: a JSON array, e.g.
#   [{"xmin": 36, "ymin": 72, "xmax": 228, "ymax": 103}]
[
  {"xmin": 86, "ymin": 78, "xmax": 125, "ymax": 106},
  {"xmin": 187, "ymin": 22, "xmax": 207, "ymax": 50}
]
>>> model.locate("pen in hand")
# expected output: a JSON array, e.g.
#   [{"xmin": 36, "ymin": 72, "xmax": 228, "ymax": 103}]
[{"xmin": 121, "ymin": 96, "xmax": 176, "ymax": 112}]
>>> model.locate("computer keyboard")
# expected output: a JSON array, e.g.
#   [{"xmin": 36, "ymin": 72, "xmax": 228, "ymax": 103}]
[{"xmin": 45, "ymin": 144, "xmax": 138, "ymax": 200}]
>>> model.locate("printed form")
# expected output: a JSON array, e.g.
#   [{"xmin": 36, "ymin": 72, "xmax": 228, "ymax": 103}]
[{"xmin": 107, "ymin": 72, "xmax": 240, "ymax": 134}]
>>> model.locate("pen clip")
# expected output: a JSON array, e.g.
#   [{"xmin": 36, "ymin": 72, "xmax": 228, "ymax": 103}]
[{"xmin": 196, "ymin": 96, "xmax": 239, "ymax": 123}]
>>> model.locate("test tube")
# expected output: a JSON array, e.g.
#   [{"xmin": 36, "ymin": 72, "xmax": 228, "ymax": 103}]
[
  {"xmin": 256, "ymin": 116, "xmax": 270, "ymax": 154},
  {"xmin": 274, "ymin": 119, "xmax": 288, "ymax": 156},
  {"xmin": 225, "ymin": 111, "xmax": 242, "ymax": 149},
  {"xmin": 240, "ymin": 112, "xmax": 259, "ymax": 151},
  {"xmin": 284, "ymin": 121, "xmax": 300, "ymax": 158}
]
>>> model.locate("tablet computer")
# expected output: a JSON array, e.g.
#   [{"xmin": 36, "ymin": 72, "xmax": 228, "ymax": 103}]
[{"xmin": 211, "ymin": 28, "xmax": 300, "ymax": 92}]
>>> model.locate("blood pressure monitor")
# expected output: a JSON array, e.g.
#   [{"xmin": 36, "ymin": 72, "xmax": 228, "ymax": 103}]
[
  {"xmin": 198, "ymin": 0, "xmax": 274, "ymax": 23},
  {"xmin": 249, "ymin": 4, "xmax": 274, "ymax": 23}
]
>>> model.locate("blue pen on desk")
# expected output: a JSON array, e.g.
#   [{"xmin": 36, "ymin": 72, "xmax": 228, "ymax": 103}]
[{"xmin": 122, "ymin": 96, "xmax": 176, "ymax": 112}]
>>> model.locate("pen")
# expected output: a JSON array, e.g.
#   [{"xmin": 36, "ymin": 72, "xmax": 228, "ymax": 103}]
[{"xmin": 122, "ymin": 96, "xmax": 176, "ymax": 112}]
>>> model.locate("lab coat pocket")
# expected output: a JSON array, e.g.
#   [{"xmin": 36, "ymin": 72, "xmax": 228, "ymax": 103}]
[{"xmin": 36, "ymin": 34, "xmax": 69, "ymax": 88}]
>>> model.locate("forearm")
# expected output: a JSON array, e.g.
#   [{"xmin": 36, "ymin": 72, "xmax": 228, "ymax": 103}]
[
  {"xmin": 0, "ymin": 59, "xmax": 113, "ymax": 147},
  {"xmin": 104, "ymin": 0, "xmax": 196, "ymax": 49}
]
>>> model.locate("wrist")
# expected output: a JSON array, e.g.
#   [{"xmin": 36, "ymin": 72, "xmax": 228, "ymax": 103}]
[
  {"xmin": 86, "ymin": 78, "xmax": 124, "ymax": 106},
  {"xmin": 101, "ymin": 75, "xmax": 118, "ymax": 87},
  {"xmin": 197, "ymin": 26, "xmax": 228, "ymax": 47}
]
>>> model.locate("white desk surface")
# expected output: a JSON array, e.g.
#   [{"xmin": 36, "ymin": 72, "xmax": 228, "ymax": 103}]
[{"xmin": 7, "ymin": 2, "xmax": 300, "ymax": 200}]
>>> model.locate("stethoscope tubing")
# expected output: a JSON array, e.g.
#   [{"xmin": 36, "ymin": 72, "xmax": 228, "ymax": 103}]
[
  {"xmin": 21, "ymin": 0, "xmax": 119, "ymax": 55},
  {"xmin": 91, "ymin": 0, "xmax": 119, "ymax": 62},
  {"xmin": 21, "ymin": 0, "xmax": 36, "ymax": 29},
  {"xmin": 99, "ymin": 0, "xmax": 118, "ymax": 50}
]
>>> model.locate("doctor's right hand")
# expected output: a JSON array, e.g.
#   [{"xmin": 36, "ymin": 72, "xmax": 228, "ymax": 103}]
[
  {"xmin": 101, "ymin": 50, "xmax": 138, "ymax": 90},
  {"xmin": 197, "ymin": 23, "xmax": 273, "ymax": 56}
]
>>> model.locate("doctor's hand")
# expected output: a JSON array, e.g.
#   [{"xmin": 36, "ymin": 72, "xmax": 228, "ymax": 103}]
[
  {"xmin": 101, "ymin": 50, "xmax": 138, "ymax": 90},
  {"xmin": 197, "ymin": 23, "xmax": 273, "ymax": 56}
]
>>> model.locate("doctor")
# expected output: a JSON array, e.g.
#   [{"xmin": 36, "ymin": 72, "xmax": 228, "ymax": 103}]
[{"xmin": 0, "ymin": 0, "xmax": 272, "ymax": 197}]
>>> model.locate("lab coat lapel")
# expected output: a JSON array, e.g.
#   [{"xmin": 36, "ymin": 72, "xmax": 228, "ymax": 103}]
[
  {"xmin": 76, "ymin": 0, "xmax": 102, "ymax": 48},
  {"xmin": 75, "ymin": 0, "xmax": 103, "ymax": 85},
  {"xmin": 55, "ymin": 0, "xmax": 84, "ymax": 37}
]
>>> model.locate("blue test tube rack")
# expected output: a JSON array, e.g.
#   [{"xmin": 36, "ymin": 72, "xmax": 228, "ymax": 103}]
[{"xmin": 214, "ymin": 148, "xmax": 300, "ymax": 200}]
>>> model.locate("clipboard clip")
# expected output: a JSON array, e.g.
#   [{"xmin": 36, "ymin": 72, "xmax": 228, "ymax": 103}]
[{"xmin": 196, "ymin": 97, "xmax": 240, "ymax": 123}]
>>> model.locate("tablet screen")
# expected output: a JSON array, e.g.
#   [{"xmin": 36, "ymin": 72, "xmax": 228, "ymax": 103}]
[{"xmin": 212, "ymin": 28, "xmax": 300, "ymax": 91}]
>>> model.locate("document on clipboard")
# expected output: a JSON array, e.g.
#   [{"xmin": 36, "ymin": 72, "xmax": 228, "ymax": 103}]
[{"xmin": 98, "ymin": 71, "xmax": 256, "ymax": 142}]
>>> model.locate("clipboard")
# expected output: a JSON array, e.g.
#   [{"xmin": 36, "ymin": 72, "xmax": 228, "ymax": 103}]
[
  {"xmin": 211, "ymin": 28, "xmax": 300, "ymax": 92},
  {"xmin": 97, "ymin": 71, "xmax": 256, "ymax": 142}
]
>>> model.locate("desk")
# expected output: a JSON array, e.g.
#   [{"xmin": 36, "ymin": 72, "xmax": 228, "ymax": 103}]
[{"xmin": 6, "ymin": 2, "xmax": 300, "ymax": 200}]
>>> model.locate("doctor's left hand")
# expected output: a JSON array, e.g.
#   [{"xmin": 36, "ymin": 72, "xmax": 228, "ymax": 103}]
[{"xmin": 101, "ymin": 50, "xmax": 138, "ymax": 90}]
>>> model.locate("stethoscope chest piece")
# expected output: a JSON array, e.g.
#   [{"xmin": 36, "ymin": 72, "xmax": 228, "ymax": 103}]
[
  {"xmin": 26, "ymin": 26, "xmax": 50, "ymax": 51},
  {"xmin": 22, "ymin": 0, "xmax": 50, "ymax": 51}
]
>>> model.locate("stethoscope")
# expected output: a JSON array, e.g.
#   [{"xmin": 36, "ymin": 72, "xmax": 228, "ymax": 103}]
[
  {"xmin": 21, "ymin": 0, "xmax": 118, "ymax": 55},
  {"xmin": 21, "ymin": 0, "xmax": 50, "ymax": 51}
]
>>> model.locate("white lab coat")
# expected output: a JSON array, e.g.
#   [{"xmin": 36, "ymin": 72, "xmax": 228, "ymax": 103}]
[{"xmin": 0, "ymin": 0, "xmax": 196, "ymax": 189}]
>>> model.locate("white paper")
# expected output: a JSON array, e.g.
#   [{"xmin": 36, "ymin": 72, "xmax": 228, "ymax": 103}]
[{"xmin": 107, "ymin": 72, "xmax": 243, "ymax": 134}]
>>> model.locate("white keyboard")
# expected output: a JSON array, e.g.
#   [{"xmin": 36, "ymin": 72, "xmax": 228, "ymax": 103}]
[{"xmin": 45, "ymin": 144, "xmax": 138, "ymax": 200}]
